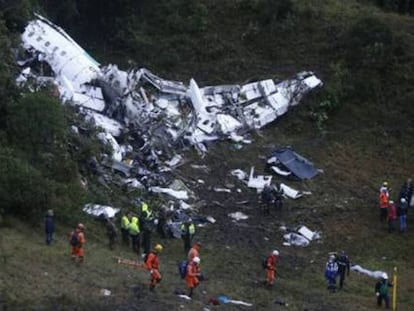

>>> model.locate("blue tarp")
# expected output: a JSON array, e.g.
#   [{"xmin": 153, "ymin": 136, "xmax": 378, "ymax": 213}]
[{"xmin": 270, "ymin": 147, "xmax": 318, "ymax": 180}]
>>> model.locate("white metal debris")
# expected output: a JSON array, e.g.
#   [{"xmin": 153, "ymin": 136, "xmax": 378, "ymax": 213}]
[
  {"xmin": 83, "ymin": 204, "xmax": 120, "ymax": 218},
  {"xmin": 17, "ymin": 15, "xmax": 323, "ymax": 206},
  {"xmin": 228, "ymin": 211, "xmax": 249, "ymax": 221}
]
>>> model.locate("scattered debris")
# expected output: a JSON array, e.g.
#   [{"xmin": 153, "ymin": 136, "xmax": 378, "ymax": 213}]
[
  {"xmin": 267, "ymin": 147, "xmax": 319, "ymax": 180},
  {"xmin": 247, "ymin": 166, "xmax": 272, "ymax": 191},
  {"xmin": 83, "ymin": 204, "xmax": 120, "ymax": 219},
  {"xmin": 228, "ymin": 212, "xmax": 249, "ymax": 221},
  {"xmin": 17, "ymin": 15, "xmax": 322, "ymax": 228},
  {"xmin": 100, "ymin": 289, "xmax": 111, "ymax": 296},
  {"xmin": 350, "ymin": 264, "xmax": 386, "ymax": 279},
  {"xmin": 283, "ymin": 225, "xmax": 321, "ymax": 247},
  {"xmin": 217, "ymin": 295, "xmax": 252, "ymax": 307}
]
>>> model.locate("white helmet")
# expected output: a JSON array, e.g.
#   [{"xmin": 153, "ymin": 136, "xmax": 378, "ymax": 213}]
[
  {"xmin": 193, "ymin": 256, "xmax": 200, "ymax": 264},
  {"xmin": 401, "ymin": 198, "xmax": 406, "ymax": 203},
  {"xmin": 382, "ymin": 273, "xmax": 388, "ymax": 280},
  {"xmin": 273, "ymin": 250, "xmax": 279, "ymax": 256}
]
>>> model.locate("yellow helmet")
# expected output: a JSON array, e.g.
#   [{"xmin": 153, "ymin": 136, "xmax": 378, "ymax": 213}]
[{"xmin": 154, "ymin": 244, "xmax": 163, "ymax": 252}]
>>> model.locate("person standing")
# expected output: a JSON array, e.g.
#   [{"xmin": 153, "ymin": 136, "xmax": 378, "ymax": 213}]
[
  {"xmin": 380, "ymin": 181, "xmax": 390, "ymax": 197},
  {"xmin": 70, "ymin": 223, "xmax": 86, "ymax": 263},
  {"xmin": 106, "ymin": 217, "xmax": 118, "ymax": 250},
  {"xmin": 121, "ymin": 212, "xmax": 130, "ymax": 246},
  {"xmin": 379, "ymin": 189, "xmax": 389, "ymax": 223},
  {"xmin": 399, "ymin": 178, "xmax": 413, "ymax": 205},
  {"xmin": 264, "ymin": 250, "xmax": 279, "ymax": 287},
  {"xmin": 44, "ymin": 209, "xmax": 54, "ymax": 245},
  {"xmin": 157, "ymin": 206, "xmax": 168, "ymax": 239},
  {"xmin": 188, "ymin": 241, "xmax": 201, "ymax": 262},
  {"xmin": 140, "ymin": 201, "xmax": 154, "ymax": 256},
  {"xmin": 181, "ymin": 218, "xmax": 196, "ymax": 254},
  {"xmin": 129, "ymin": 216, "xmax": 141, "ymax": 255},
  {"xmin": 387, "ymin": 200, "xmax": 397, "ymax": 233},
  {"xmin": 335, "ymin": 251, "xmax": 350, "ymax": 289},
  {"xmin": 375, "ymin": 273, "xmax": 392, "ymax": 309},
  {"xmin": 397, "ymin": 197, "xmax": 408, "ymax": 232},
  {"xmin": 186, "ymin": 256, "xmax": 201, "ymax": 297},
  {"xmin": 325, "ymin": 255, "xmax": 338, "ymax": 292},
  {"xmin": 145, "ymin": 243, "xmax": 163, "ymax": 291},
  {"xmin": 261, "ymin": 184, "xmax": 275, "ymax": 215}
]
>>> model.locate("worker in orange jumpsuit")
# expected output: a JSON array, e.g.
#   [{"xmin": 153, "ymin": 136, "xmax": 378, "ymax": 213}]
[
  {"xmin": 379, "ymin": 189, "xmax": 389, "ymax": 223},
  {"xmin": 145, "ymin": 243, "xmax": 163, "ymax": 291},
  {"xmin": 187, "ymin": 241, "xmax": 201, "ymax": 262},
  {"xmin": 186, "ymin": 256, "xmax": 201, "ymax": 297},
  {"xmin": 70, "ymin": 223, "xmax": 86, "ymax": 263},
  {"xmin": 265, "ymin": 250, "xmax": 279, "ymax": 286}
]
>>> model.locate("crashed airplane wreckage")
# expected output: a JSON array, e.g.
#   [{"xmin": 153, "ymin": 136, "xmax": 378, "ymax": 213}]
[{"xmin": 17, "ymin": 14, "xmax": 323, "ymax": 197}]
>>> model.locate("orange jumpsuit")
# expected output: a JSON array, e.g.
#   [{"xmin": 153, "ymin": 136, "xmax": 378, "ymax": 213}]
[
  {"xmin": 265, "ymin": 254, "xmax": 277, "ymax": 285},
  {"xmin": 146, "ymin": 252, "xmax": 161, "ymax": 288},
  {"xmin": 187, "ymin": 244, "xmax": 200, "ymax": 261},
  {"xmin": 185, "ymin": 261, "xmax": 200, "ymax": 289},
  {"xmin": 70, "ymin": 229, "xmax": 85, "ymax": 260}
]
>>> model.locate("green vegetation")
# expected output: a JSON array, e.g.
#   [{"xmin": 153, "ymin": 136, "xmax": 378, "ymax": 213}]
[{"xmin": 1, "ymin": 0, "xmax": 414, "ymax": 310}]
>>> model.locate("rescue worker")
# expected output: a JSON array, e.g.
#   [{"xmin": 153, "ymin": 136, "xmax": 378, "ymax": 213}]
[
  {"xmin": 335, "ymin": 251, "xmax": 350, "ymax": 289},
  {"xmin": 129, "ymin": 216, "xmax": 141, "ymax": 254},
  {"xmin": 375, "ymin": 273, "xmax": 392, "ymax": 308},
  {"xmin": 121, "ymin": 212, "xmax": 130, "ymax": 245},
  {"xmin": 265, "ymin": 250, "xmax": 279, "ymax": 287},
  {"xmin": 261, "ymin": 184, "xmax": 275, "ymax": 215},
  {"xmin": 380, "ymin": 181, "xmax": 390, "ymax": 197},
  {"xmin": 186, "ymin": 256, "xmax": 201, "ymax": 297},
  {"xmin": 398, "ymin": 197, "xmax": 408, "ymax": 232},
  {"xmin": 156, "ymin": 205, "xmax": 168, "ymax": 239},
  {"xmin": 145, "ymin": 243, "xmax": 163, "ymax": 291},
  {"xmin": 188, "ymin": 241, "xmax": 201, "ymax": 262},
  {"xmin": 106, "ymin": 217, "xmax": 117, "ymax": 250},
  {"xmin": 379, "ymin": 188, "xmax": 389, "ymax": 223},
  {"xmin": 387, "ymin": 200, "xmax": 397, "ymax": 233},
  {"xmin": 325, "ymin": 255, "xmax": 338, "ymax": 292},
  {"xmin": 70, "ymin": 223, "xmax": 86, "ymax": 263},
  {"xmin": 140, "ymin": 201, "xmax": 154, "ymax": 255},
  {"xmin": 44, "ymin": 209, "xmax": 54, "ymax": 245},
  {"xmin": 181, "ymin": 217, "xmax": 196, "ymax": 254},
  {"xmin": 399, "ymin": 178, "xmax": 413, "ymax": 205}
]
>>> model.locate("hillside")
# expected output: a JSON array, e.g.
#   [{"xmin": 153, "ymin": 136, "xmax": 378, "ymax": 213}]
[{"xmin": 1, "ymin": 0, "xmax": 414, "ymax": 310}]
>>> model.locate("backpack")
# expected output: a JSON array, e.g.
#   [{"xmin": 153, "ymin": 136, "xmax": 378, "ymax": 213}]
[
  {"xmin": 178, "ymin": 260, "xmax": 189, "ymax": 279},
  {"xmin": 261, "ymin": 257, "xmax": 268, "ymax": 269},
  {"xmin": 70, "ymin": 231, "xmax": 78, "ymax": 246},
  {"xmin": 379, "ymin": 282, "xmax": 388, "ymax": 295}
]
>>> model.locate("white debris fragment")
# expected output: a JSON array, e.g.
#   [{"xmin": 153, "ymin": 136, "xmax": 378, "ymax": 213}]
[
  {"xmin": 350, "ymin": 265, "xmax": 386, "ymax": 279},
  {"xmin": 228, "ymin": 212, "xmax": 248, "ymax": 221},
  {"xmin": 83, "ymin": 204, "xmax": 120, "ymax": 218},
  {"xmin": 214, "ymin": 188, "xmax": 232, "ymax": 193},
  {"xmin": 247, "ymin": 166, "xmax": 272, "ymax": 191},
  {"xmin": 280, "ymin": 183, "xmax": 303, "ymax": 199},
  {"xmin": 231, "ymin": 169, "xmax": 248, "ymax": 181},
  {"xmin": 149, "ymin": 187, "xmax": 189, "ymax": 200}
]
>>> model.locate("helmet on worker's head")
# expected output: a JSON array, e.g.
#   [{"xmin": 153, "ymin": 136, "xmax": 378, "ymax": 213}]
[
  {"xmin": 273, "ymin": 250, "xmax": 279, "ymax": 256},
  {"xmin": 329, "ymin": 254, "xmax": 336, "ymax": 261},
  {"xmin": 154, "ymin": 243, "xmax": 163, "ymax": 253},
  {"xmin": 382, "ymin": 273, "xmax": 388, "ymax": 280},
  {"xmin": 383, "ymin": 181, "xmax": 388, "ymax": 186},
  {"xmin": 401, "ymin": 197, "xmax": 406, "ymax": 203},
  {"xmin": 389, "ymin": 200, "xmax": 394, "ymax": 204},
  {"xmin": 193, "ymin": 256, "xmax": 201, "ymax": 264},
  {"xmin": 77, "ymin": 223, "xmax": 85, "ymax": 230}
]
